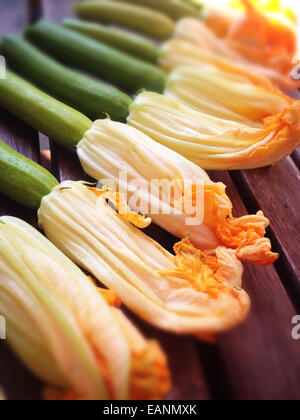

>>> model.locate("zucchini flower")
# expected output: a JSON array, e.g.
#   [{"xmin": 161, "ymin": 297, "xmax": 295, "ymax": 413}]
[
  {"xmin": 128, "ymin": 91, "xmax": 300, "ymax": 170},
  {"xmin": 0, "ymin": 216, "xmax": 170, "ymax": 400},
  {"xmin": 160, "ymin": 39, "xmax": 280, "ymax": 89},
  {"xmin": 38, "ymin": 180, "xmax": 251, "ymax": 339},
  {"xmin": 165, "ymin": 18, "xmax": 300, "ymax": 91},
  {"xmin": 77, "ymin": 119, "xmax": 278, "ymax": 266},
  {"xmin": 205, "ymin": 0, "xmax": 297, "ymax": 75},
  {"xmin": 164, "ymin": 65, "xmax": 294, "ymax": 125}
]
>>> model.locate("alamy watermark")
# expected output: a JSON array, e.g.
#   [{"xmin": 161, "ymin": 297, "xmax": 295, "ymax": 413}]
[
  {"xmin": 0, "ymin": 56, "xmax": 6, "ymax": 80},
  {"xmin": 96, "ymin": 172, "xmax": 205, "ymax": 226},
  {"xmin": 291, "ymin": 315, "xmax": 300, "ymax": 340},
  {"xmin": 0, "ymin": 316, "xmax": 6, "ymax": 340},
  {"xmin": 291, "ymin": 56, "xmax": 300, "ymax": 81}
]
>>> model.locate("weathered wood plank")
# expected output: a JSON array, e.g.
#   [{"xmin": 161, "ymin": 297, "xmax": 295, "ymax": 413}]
[
  {"xmin": 207, "ymin": 170, "xmax": 300, "ymax": 400},
  {"xmin": 218, "ymin": 263, "xmax": 300, "ymax": 400},
  {"xmin": 50, "ymin": 143, "xmax": 91, "ymax": 182},
  {"xmin": 41, "ymin": 0, "xmax": 75, "ymax": 19},
  {"xmin": 28, "ymin": 0, "xmax": 42, "ymax": 23},
  {"xmin": 0, "ymin": 0, "xmax": 28, "ymax": 38}
]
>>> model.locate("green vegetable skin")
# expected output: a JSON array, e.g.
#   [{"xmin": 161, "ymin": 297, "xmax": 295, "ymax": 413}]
[
  {"xmin": 25, "ymin": 20, "xmax": 167, "ymax": 94},
  {"xmin": 0, "ymin": 140, "xmax": 58, "ymax": 209},
  {"xmin": 73, "ymin": 1, "xmax": 175, "ymax": 39},
  {"xmin": 1, "ymin": 34, "xmax": 132, "ymax": 123},
  {"xmin": 0, "ymin": 70, "xmax": 92, "ymax": 148},
  {"xmin": 108, "ymin": 0, "xmax": 202, "ymax": 20},
  {"xmin": 63, "ymin": 19, "xmax": 160, "ymax": 63}
]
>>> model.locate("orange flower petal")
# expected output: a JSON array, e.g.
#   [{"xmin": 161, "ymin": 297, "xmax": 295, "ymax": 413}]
[
  {"xmin": 88, "ymin": 186, "xmax": 151, "ymax": 228},
  {"xmin": 203, "ymin": 185, "xmax": 279, "ymax": 266},
  {"xmin": 159, "ymin": 237, "xmax": 232, "ymax": 299}
]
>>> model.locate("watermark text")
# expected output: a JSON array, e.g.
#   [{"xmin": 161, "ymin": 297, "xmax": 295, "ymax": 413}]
[
  {"xmin": 0, "ymin": 316, "xmax": 6, "ymax": 340},
  {"xmin": 96, "ymin": 172, "xmax": 205, "ymax": 226},
  {"xmin": 0, "ymin": 56, "xmax": 6, "ymax": 79},
  {"xmin": 291, "ymin": 315, "xmax": 300, "ymax": 340},
  {"xmin": 291, "ymin": 56, "xmax": 300, "ymax": 81}
]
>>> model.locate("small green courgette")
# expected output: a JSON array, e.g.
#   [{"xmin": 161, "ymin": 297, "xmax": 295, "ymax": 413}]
[
  {"xmin": 108, "ymin": 0, "xmax": 202, "ymax": 20},
  {"xmin": 1, "ymin": 34, "xmax": 132, "ymax": 123},
  {"xmin": 25, "ymin": 20, "xmax": 167, "ymax": 94},
  {"xmin": 0, "ymin": 140, "xmax": 58, "ymax": 209},
  {"xmin": 62, "ymin": 19, "xmax": 160, "ymax": 63},
  {"xmin": 73, "ymin": 1, "xmax": 175, "ymax": 39},
  {"xmin": 0, "ymin": 70, "xmax": 92, "ymax": 148}
]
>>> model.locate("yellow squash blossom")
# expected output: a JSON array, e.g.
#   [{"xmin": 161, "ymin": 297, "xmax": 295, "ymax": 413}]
[
  {"xmin": 165, "ymin": 65, "xmax": 293, "ymax": 125},
  {"xmin": 165, "ymin": 17, "xmax": 300, "ymax": 91},
  {"xmin": 128, "ymin": 91, "xmax": 300, "ymax": 170},
  {"xmin": 205, "ymin": 0, "xmax": 297, "ymax": 37},
  {"xmin": 159, "ymin": 38, "xmax": 295, "ymax": 91},
  {"xmin": 38, "ymin": 181, "xmax": 251, "ymax": 339},
  {"xmin": 0, "ymin": 217, "xmax": 170, "ymax": 400},
  {"xmin": 205, "ymin": 0, "xmax": 297, "ymax": 75},
  {"xmin": 77, "ymin": 119, "xmax": 277, "ymax": 266}
]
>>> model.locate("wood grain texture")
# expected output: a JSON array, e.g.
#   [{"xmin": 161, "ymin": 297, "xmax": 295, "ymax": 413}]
[
  {"xmin": 0, "ymin": 0, "xmax": 28, "ymax": 38},
  {"xmin": 50, "ymin": 142, "xmax": 91, "ymax": 182},
  {"xmin": 207, "ymin": 170, "xmax": 300, "ymax": 400},
  {"xmin": 41, "ymin": 0, "xmax": 75, "ymax": 20}
]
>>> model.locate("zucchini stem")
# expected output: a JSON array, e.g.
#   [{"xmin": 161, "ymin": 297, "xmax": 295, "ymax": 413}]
[
  {"xmin": 1, "ymin": 34, "xmax": 132, "ymax": 123},
  {"xmin": 0, "ymin": 70, "xmax": 92, "ymax": 148},
  {"xmin": 0, "ymin": 140, "xmax": 58, "ymax": 209},
  {"xmin": 73, "ymin": 1, "xmax": 175, "ymax": 40},
  {"xmin": 62, "ymin": 18, "xmax": 160, "ymax": 63},
  {"xmin": 25, "ymin": 20, "xmax": 167, "ymax": 94},
  {"xmin": 107, "ymin": 0, "xmax": 203, "ymax": 20}
]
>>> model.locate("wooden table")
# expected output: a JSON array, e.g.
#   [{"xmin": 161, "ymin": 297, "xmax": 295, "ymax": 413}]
[{"xmin": 0, "ymin": 0, "xmax": 299, "ymax": 401}]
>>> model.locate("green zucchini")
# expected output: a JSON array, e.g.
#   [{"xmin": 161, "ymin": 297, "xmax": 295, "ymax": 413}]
[
  {"xmin": 108, "ymin": 0, "xmax": 202, "ymax": 20},
  {"xmin": 73, "ymin": 0, "xmax": 175, "ymax": 39},
  {"xmin": 0, "ymin": 70, "xmax": 92, "ymax": 148},
  {"xmin": 0, "ymin": 140, "xmax": 58, "ymax": 209},
  {"xmin": 25, "ymin": 20, "xmax": 167, "ymax": 94},
  {"xmin": 1, "ymin": 34, "xmax": 132, "ymax": 123},
  {"xmin": 62, "ymin": 19, "xmax": 160, "ymax": 63}
]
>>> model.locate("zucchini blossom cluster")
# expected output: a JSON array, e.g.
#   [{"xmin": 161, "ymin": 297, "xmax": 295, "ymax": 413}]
[{"xmin": 38, "ymin": 180, "xmax": 251, "ymax": 340}]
